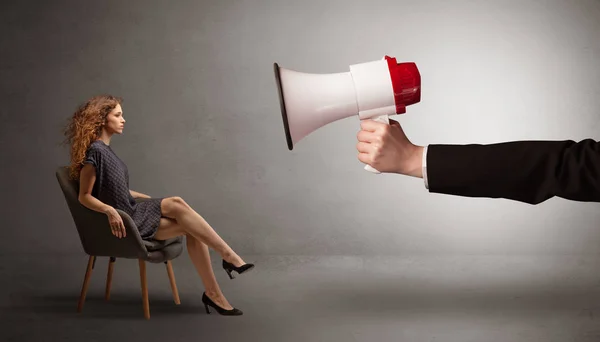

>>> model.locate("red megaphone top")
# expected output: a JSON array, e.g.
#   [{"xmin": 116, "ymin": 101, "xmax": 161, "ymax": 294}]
[{"xmin": 385, "ymin": 56, "xmax": 421, "ymax": 114}]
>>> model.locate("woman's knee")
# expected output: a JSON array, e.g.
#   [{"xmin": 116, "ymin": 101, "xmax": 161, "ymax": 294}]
[
  {"xmin": 170, "ymin": 196, "xmax": 189, "ymax": 207},
  {"xmin": 162, "ymin": 196, "xmax": 191, "ymax": 216}
]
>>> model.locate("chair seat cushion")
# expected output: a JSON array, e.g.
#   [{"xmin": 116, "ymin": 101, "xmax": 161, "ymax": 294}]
[
  {"xmin": 143, "ymin": 236, "xmax": 184, "ymax": 263},
  {"xmin": 143, "ymin": 236, "xmax": 183, "ymax": 251},
  {"xmin": 145, "ymin": 238, "xmax": 184, "ymax": 263}
]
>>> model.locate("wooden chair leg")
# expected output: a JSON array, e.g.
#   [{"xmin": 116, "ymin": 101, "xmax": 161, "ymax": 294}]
[
  {"xmin": 77, "ymin": 255, "xmax": 96, "ymax": 313},
  {"xmin": 164, "ymin": 260, "xmax": 181, "ymax": 305},
  {"xmin": 105, "ymin": 257, "xmax": 116, "ymax": 300},
  {"xmin": 138, "ymin": 259, "xmax": 150, "ymax": 319}
]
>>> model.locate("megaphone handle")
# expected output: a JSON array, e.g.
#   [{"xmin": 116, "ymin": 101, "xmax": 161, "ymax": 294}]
[{"xmin": 363, "ymin": 114, "xmax": 390, "ymax": 174}]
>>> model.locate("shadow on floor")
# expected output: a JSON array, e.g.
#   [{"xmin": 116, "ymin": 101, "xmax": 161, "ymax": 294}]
[{"xmin": 10, "ymin": 292, "xmax": 203, "ymax": 320}]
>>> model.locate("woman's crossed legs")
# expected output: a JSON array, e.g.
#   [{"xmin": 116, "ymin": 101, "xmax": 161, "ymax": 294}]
[{"xmin": 154, "ymin": 196, "xmax": 246, "ymax": 310}]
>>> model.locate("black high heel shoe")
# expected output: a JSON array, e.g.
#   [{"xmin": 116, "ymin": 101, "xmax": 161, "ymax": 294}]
[
  {"xmin": 222, "ymin": 259, "xmax": 254, "ymax": 279},
  {"xmin": 202, "ymin": 292, "xmax": 243, "ymax": 316}
]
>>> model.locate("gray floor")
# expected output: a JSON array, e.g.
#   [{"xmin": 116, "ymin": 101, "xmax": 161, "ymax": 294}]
[{"xmin": 3, "ymin": 253, "xmax": 600, "ymax": 342}]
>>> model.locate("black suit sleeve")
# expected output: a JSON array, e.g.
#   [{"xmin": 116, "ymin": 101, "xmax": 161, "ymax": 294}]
[{"xmin": 426, "ymin": 139, "xmax": 600, "ymax": 204}]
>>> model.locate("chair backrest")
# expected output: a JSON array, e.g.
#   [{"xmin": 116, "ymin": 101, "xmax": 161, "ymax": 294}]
[{"xmin": 55, "ymin": 166, "xmax": 146, "ymax": 258}]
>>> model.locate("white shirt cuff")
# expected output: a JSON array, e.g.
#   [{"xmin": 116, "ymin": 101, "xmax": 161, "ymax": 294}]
[{"xmin": 422, "ymin": 145, "xmax": 429, "ymax": 189}]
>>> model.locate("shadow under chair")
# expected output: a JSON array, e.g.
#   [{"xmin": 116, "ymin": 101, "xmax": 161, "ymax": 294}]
[{"xmin": 55, "ymin": 166, "xmax": 185, "ymax": 319}]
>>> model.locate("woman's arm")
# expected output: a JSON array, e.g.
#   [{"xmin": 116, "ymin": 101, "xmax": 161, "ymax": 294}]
[
  {"xmin": 129, "ymin": 189, "xmax": 151, "ymax": 199},
  {"xmin": 78, "ymin": 164, "xmax": 113, "ymax": 214},
  {"xmin": 78, "ymin": 164, "xmax": 126, "ymax": 238}
]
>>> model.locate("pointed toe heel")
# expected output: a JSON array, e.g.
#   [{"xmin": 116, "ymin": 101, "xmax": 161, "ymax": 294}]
[
  {"xmin": 201, "ymin": 292, "xmax": 243, "ymax": 316},
  {"xmin": 222, "ymin": 260, "xmax": 254, "ymax": 279}
]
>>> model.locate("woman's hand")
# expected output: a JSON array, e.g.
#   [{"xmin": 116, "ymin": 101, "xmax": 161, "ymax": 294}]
[{"xmin": 104, "ymin": 206, "xmax": 126, "ymax": 238}]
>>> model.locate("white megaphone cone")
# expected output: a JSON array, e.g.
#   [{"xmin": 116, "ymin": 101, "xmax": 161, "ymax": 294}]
[{"xmin": 274, "ymin": 55, "xmax": 421, "ymax": 173}]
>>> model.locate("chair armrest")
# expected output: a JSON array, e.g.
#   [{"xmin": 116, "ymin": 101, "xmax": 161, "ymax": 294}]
[
  {"xmin": 73, "ymin": 207, "xmax": 149, "ymax": 259},
  {"xmin": 116, "ymin": 208, "xmax": 150, "ymax": 257}
]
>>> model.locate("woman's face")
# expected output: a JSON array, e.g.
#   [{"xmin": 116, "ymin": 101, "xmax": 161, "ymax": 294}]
[{"xmin": 104, "ymin": 103, "xmax": 125, "ymax": 134}]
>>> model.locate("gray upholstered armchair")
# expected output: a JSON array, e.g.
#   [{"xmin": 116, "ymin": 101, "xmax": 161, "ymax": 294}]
[{"xmin": 55, "ymin": 166, "xmax": 185, "ymax": 319}]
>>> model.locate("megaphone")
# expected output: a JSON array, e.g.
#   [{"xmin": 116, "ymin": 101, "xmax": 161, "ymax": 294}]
[{"xmin": 273, "ymin": 55, "xmax": 421, "ymax": 173}]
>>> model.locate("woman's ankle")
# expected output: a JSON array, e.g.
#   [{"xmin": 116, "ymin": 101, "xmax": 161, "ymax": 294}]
[
  {"xmin": 205, "ymin": 289, "xmax": 222, "ymax": 298},
  {"xmin": 222, "ymin": 250, "xmax": 242, "ymax": 265}
]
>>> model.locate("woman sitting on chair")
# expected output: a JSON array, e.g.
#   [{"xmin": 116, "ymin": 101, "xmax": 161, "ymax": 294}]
[{"xmin": 63, "ymin": 94, "xmax": 253, "ymax": 316}]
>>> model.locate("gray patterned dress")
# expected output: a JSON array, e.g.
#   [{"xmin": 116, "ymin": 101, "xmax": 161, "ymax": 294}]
[{"xmin": 84, "ymin": 140, "xmax": 163, "ymax": 240}]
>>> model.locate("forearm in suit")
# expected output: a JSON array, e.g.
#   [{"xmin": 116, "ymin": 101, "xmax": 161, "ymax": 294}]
[{"xmin": 422, "ymin": 139, "xmax": 600, "ymax": 204}]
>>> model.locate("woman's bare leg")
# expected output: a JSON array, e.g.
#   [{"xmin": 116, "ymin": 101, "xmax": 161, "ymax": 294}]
[
  {"xmin": 154, "ymin": 217, "xmax": 234, "ymax": 310},
  {"xmin": 159, "ymin": 197, "xmax": 246, "ymax": 267}
]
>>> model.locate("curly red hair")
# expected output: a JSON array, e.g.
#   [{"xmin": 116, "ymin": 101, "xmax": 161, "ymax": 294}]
[{"xmin": 63, "ymin": 95, "xmax": 123, "ymax": 180}]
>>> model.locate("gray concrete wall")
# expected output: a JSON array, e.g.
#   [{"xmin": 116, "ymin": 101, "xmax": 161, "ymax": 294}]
[{"xmin": 2, "ymin": 0, "xmax": 599, "ymax": 255}]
